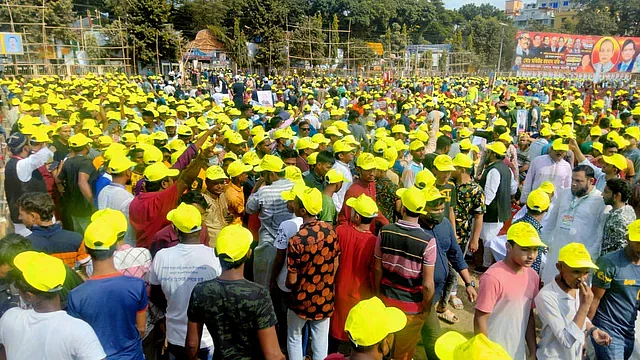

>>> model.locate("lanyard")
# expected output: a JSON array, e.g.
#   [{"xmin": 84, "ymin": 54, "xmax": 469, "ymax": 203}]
[{"xmin": 568, "ymin": 193, "xmax": 589, "ymax": 213}]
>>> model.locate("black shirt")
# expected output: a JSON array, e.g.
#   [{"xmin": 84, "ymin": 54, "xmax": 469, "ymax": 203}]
[
  {"xmin": 60, "ymin": 155, "xmax": 96, "ymax": 217},
  {"xmin": 52, "ymin": 138, "xmax": 69, "ymax": 162},
  {"xmin": 187, "ymin": 278, "xmax": 277, "ymax": 360}
]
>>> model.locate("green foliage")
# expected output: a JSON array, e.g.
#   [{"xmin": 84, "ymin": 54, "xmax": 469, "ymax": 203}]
[
  {"xmin": 290, "ymin": 14, "xmax": 325, "ymax": 64},
  {"xmin": 380, "ymin": 23, "xmax": 408, "ymax": 56},
  {"xmin": 580, "ymin": 0, "xmax": 640, "ymax": 36},
  {"xmin": 467, "ymin": 16, "xmax": 516, "ymax": 71},
  {"xmin": 526, "ymin": 22, "xmax": 552, "ymax": 32},
  {"xmin": 0, "ymin": 0, "xmax": 76, "ymax": 44},
  {"xmin": 575, "ymin": 6, "xmax": 618, "ymax": 36},
  {"xmin": 457, "ymin": 3, "xmax": 508, "ymax": 22},
  {"xmin": 438, "ymin": 50, "xmax": 448, "ymax": 72},
  {"xmin": 451, "ymin": 29, "xmax": 463, "ymax": 51},
  {"xmin": 231, "ymin": 19, "xmax": 248, "ymax": 69},
  {"xmin": 349, "ymin": 39, "xmax": 376, "ymax": 67}
]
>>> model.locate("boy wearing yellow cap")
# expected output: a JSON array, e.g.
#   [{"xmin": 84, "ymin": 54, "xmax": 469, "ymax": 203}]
[
  {"xmin": 534, "ymin": 243, "xmax": 611, "ymax": 359},
  {"xmin": 374, "ymin": 187, "xmax": 437, "ymax": 360},
  {"xmin": 67, "ymin": 217, "xmax": 148, "ymax": 359},
  {"xmin": 475, "ymin": 222, "xmax": 545, "ymax": 359},
  {"xmin": 588, "ymin": 219, "xmax": 640, "ymax": 359},
  {"xmin": 330, "ymin": 194, "xmax": 379, "ymax": 349},
  {"xmin": 0, "ymin": 251, "xmax": 106, "ymax": 359}
]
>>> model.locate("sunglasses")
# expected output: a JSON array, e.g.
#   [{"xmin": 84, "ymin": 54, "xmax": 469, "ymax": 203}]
[{"xmin": 300, "ymin": 127, "xmax": 310, "ymax": 131}]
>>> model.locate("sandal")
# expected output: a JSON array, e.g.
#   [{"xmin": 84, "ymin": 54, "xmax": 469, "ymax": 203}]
[
  {"xmin": 449, "ymin": 295, "xmax": 464, "ymax": 310},
  {"xmin": 437, "ymin": 309, "xmax": 459, "ymax": 324}
]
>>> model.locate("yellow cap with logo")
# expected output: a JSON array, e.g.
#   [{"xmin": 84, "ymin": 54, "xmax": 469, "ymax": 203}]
[
  {"xmin": 345, "ymin": 297, "xmax": 407, "ymax": 347},
  {"xmin": 216, "ymin": 224, "xmax": 253, "ymax": 262},
  {"xmin": 539, "ymin": 181, "xmax": 555, "ymax": 194},
  {"xmin": 14, "ymin": 251, "xmax": 66, "ymax": 292},
  {"xmin": 397, "ymin": 187, "xmax": 427, "ymax": 214},
  {"xmin": 527, "ymin": 189, "xmax": 550, "ymax": 212},
  {"xmin": 435, "ymin": 331, "xmax": 511, "ymax": 360},
  {"xmin": 91, "ymin": 208, "xmax": 128, "ymax": 235},
  {"xmin": 333, "ymin": 139, "xmax": 355, "ymax": 153},
  {"xmin": 143, "ymin": 146, "xmax": 163, "ymax": 165},
  {"xmin": 227, "ymin": 159, "xmax": 253, "ymax": 178},
  {"xmin": 284, "ymin": 165, "xmax": 304, "ymax": 185},
  {"xmin": 356, "ymin": 152, "xmax": 377, "ymax": 170},
  {"xmin": 423, "ymin": 186, "xmax": 445, "ymax": 202},
  {"xmin": 414, "ymin": 169, "xmax": 436, "ymax": 189},
  {"xmin": 254, "ymin": 154, "xmax": 285, "ymax": 173},
  {"xmin": 485, "ymin": 141, "xmax": 506, "ymax": 156},
  {"xmin": 551, "ymin": 138, "xmax": 569, "ymax": 152},
  {"xmin": 167, "ymin": 203, "xmax": 202, "ymax": 234},
  {"xmin": 296, "ymin": 137, "xmax": 319, "ymax": 150},
  {"xmin": 434, "ymin": 154, "xmax": 456, "ymax": 172},
  {"xmin": 346, "ymin": 194, "xmax": 379, "ymax": 218},
  {"xmin": 205, "ymin": 165, "xmax": 228, "ymax": 181},
  {"xmin": 409, "ymin": 140, "xmax": 425, "ymax": 151},
  {"xmin": 558, "ymin": 243, "xmax": 598, "ymax": 269},
  {"xmin": 452, "ymin": 153, "xmax": 473, "ymax": 169},
  {"xmin": 281, "ymin": 184, "xmax": 323, "ymax": 215},
  {"xmin": 108, "ymin": 154, "xmax": 137, "ymax": 174},
  {"xmin": 507, "ymin": 222, "xmax": 546, "ymax": 248},
  {"xmin": 84, "ymin": 218, "xmax": 120, "ymax": 250},
  {"xmin": 325, "ymin": 169, "xmax": 344, "ymax": 184},
  {"xmin": 68, "ymin": 133, "xmax": 92, "ymax": 147},
  {"xmin": 144, "ymin": 162, "xmax": 179, "ymax": 182}
]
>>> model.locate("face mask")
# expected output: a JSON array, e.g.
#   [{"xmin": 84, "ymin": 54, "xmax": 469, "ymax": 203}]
[
  {"xmin": 285, "ymin": 139, "xmax": 292, "ymax": 147},
  {"xmin": 427, "ymin": 212, "xmax": 445, "ymax": 225}
]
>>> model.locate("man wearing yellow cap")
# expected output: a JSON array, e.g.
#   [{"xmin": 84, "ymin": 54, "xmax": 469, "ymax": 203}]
[
  {"xmin": 186, "ymin": 224, "xmax": 283, "ymax": 360},
  {"xmin": 374, "ymin": 187, "xmax": 437, "ymax": 360},
  {"xmin": 67, "ymin": 217, "xmax": 148, "ymax": 359},
  {"xmin": 202, "ymin": 165, "xmax": 230, "ymax": 246},
  {"xmin": 0, "ymin": 251, "xmax": 106, "ymax": 359},
  {"xmin": 534, "ymin": 242, "xmax": 611, "ymax": 359},
  {"xmin": 571, "ymin": 138, "xmax": 627, "ymax": 192},
  {"xmin": 97, "ymin": 153, "xmax": 137, "ymax": 244},
  {"xmin": 588, "ymin": 219, "xmax": 640, "ymax": 359},
  {"xmin": 521, "ymin": 138, "xmax": 572, "ymax": 205},
  {"xmin": 330, "ymin": 194, "xmax": 379, "ymax": 348},
  {"xmin": 282, "ymin": 185, "xmax": 339, "ymax": 360},
  {"xmin": 149, "ymin": 202, "xmax": 221, "ymax": 359},
  {"xmin": 475, "ymin": 222, "xmax": 545, "ymax": 359},
  {"xmin": 58, "ymin": 133, "xmax": 97, "ymax": 234}
]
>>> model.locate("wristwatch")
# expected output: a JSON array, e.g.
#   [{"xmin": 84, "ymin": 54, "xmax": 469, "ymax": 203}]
[{"xmin": 465, "ymin": 280, "xmax": 476, "ymax": 288}]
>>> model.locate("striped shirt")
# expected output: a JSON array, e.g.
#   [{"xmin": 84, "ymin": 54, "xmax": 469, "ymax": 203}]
[
  {"xmin": 246, "ymin": 178, "xmax": 295, "ymax": 245},
  {"xmin": 375, "ymin": 220, "xmax": 437, "ymax": 314}
]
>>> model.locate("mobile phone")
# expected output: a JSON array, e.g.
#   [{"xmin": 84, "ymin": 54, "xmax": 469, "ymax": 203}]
[{"xmin": 48, "ymin": 161, "xmax": 60, "ymax": 172}]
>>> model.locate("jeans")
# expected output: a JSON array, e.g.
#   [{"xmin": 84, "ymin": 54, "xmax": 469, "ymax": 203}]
[
  {"xmin": 167, "ymin": 343, "xmax": 213, "ymax": 360},
  {"xmin": 287, "ymin": 310, "xmax": 329, "ymax": 360},
  {"xmin": 421, "ymin": 309, "xmax": 442, "ymax": 360},
  {"xmin": 253, "ymin": 242, "xmax": 276, "ymax": 287},
  {"xmin": 592, "ymin": 332, "xmax": 635, "ymax": 360},
  {"xmin": 438, "ymin": 263, "xmax": 458, "ymax": 308}
]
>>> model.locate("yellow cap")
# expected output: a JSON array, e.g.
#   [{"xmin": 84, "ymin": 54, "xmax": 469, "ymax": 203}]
[
  {"xmin": 274, "ymin": 128, "xmax": 292, "ymax": 140},
  {"xmin": 143, "ymin": 146, "xmax": 163, "ymax": 165},
  {"xmin": 375, "ymin": 157, "xmax": 389, "ymax": 171},
  {"xmin": 540, "ymin": 127, "xmax": 553, "ymax": 137},
  {"xmin": 628, "ymin": 219, "xmax": 640, "ymax": 242},
  {"xmin": 414, "ymin": 169, "xmax": 436, "ymax": 189},
  {"xmin": 435, "ymin": 331, "xmax": 511, "ymax": 360},
  {"xmin": 14, "ymin": 251, "xmax": 66, "ymax": 292},
  {"xmin": 307, "ymin": 152, "xmax": 319, "ymax": 166},
  {"xmin": 177, "ymin": 125, "xmax": 193, "ymax": 136},
  {"xmin": 68, "ymin": 133, "xmax": 92, "ymax": 147},
  {"xmin": 625, "ymin": 127, "xmax": 640, "ymax": 141},
  {"xmin": 558, "ymin": 243, "xmax": 598, "ymax": 269},
  {"xmin": 333, "ymin": 139, "xmax": 355, "ymax": 153},
  {"xmin": 592, "ymin": 142, "xmax": 603, "ymax": 154},
  {"xmin": 602, "ymin": 154, "xmax": 627, "ymax": 171},
  {"xmin": 409, "ymin": 140, "xmax": 425, "ymax": 151},
  {"xmin": 91, "ymin": 208, "xmax": 127, "ymax": 235},
  {"xmin": 325, "ymin": 168, "xmax": 344, "ymax": 184},
  {"xmin": 324, "ymin": 126, "xmax": 342, "ymax": 137},
  {"xmin": 498, "ymin": 133, "xmax": 513, "ymax": 143},
  {"xmin": 539, "ymin": 181, "xmax": 555, "ymax": 194},
  {"xmin": 311, "ymin": 133, "xmax": 331, "ymax": 145},
  {"xmin": 397, "ymin": 187, "xmax": 428, "ymax": 214},
  {"xmin": 485, "ymin": 141, "xmax": 507, "ymax": 156},
  {"xmin": 493, "ymin": 118, "xmax": 508, "ymax": 127},
  {"xmin": 252, "ymin": 132, "xmax": 271, "ymax": 147},
  {"xmin": 254, "ymin": 154, "xmax": 285, "ymax": 173},
  {"xmin": 144, "ymin": 162, "xmax": 180, "ymax": 182},
  {"xmin": 507, "ymin": 222, "xmax": 546, "ymax": 248},
  {"xmin": 346, "ymin": 194, "xmax": 379, "ymax": 218},
  {"xmin": 227, "ymin": 159, "xmax": 253, "ymax": 178},
  {"xmin": 108, "ymin": 154, "xmax": 136, "ymax": 174},
  {"xmin": 121, "ymin": 133, "xmax": 137, "ymax": 144},
  {"xmin": 281, "ymin": 184, "xmax": 323, "ymax": 215},
  {"xmin": 344, "ymin": 297, "xmax": 407, "ymax": 347},
  {"xmin": 237, "ymin": 118, "xmax": 251, "ymax": 131},
  {"xmin": 591, "ymin": 126, "xmax": 603, "ymax": 137},
  {"xmin": 452, "ymin": 153, "xmax": 473, "ymax": 168},
  {"xmin": 458, "ymin": 128, "xmax": 472, "ymax": 139},
  {"xmin": 223, "ymin": 151, "xmax": 238, "ymax": 161},
  {"xmin": 434, "ymin": 154, "xmax": 456, "ymax": 172},
  {"xmin": 423, "ymin": 186, "xmax": 446, "ymax": 202},
  {"xmin": 167, "ymin": 203, "xmax": 202, "ymax": 234},
  {"xmin": 391, "ymin": 124, "xmax": 409, "ymax": 134},
  {"xmin": 30, "ymin": 129, "xmax": 50, "ymax": 143},
  {"xmin": 356, "ymin": 152, "xmax": 377, "ymax": 170},
  {"xmin": 284, "ymin": 165, "xmax": 304, "ymax": 184},
  {"xmin": 205, "ymin": 165, "xmax": 228, "ymax": 181},
  {"xmin": 551, "ymin": 139, "xmax": 569, "ymax": 152},
  {"xmin": 84, "ymin": 218, "xmax": 120, "ymax": 250},
  {"xmin": 216, "ymin": 224, "xmax": 253, "ymax": 262},
  {"xmin": 527, "ymin": 189, "xmax": 550, "ymax": 212},
  {"xmin": 296, "ymin": 137, "xmax": 319, "ymax": 150},
  {"xmin": 164, "ymin": 118, "xmax": 176, "ymax": 127}
]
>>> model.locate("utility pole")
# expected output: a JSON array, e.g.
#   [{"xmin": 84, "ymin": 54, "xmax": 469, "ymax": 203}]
[{"xmin": 497, "ymin": 22, "xmax": 507, "ymax": 72}]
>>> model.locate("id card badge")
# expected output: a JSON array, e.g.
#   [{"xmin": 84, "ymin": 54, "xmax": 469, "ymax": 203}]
[{"xmin": 560, "ymin": 214, "xmax": 574, "ymax": 231}]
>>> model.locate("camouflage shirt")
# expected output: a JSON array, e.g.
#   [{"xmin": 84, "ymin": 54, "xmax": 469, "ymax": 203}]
[{"xmin": 187, "ymin": 278, "xmax": 277, "ymax": 360}]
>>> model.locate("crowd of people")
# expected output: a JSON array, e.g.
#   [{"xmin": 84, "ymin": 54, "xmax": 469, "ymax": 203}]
[{"xmin": 0, "ymin": 71, "xmax": 639, "ymax": 360}]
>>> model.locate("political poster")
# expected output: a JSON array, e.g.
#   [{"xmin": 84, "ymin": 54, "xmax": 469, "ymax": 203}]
[
  {"xmin": 257, "ymin": 90, "xmax": 274, "ymax": 107},
  {"xmin": 516, "ymin": 109, "xmax": 527, "ymax": 134},
  {"xmin": 1, "ymin": 33, "xmax": 23, "ymax": 55},
  {"xmin": 512, "ymin": 31, "xmax": 640, "ymax": 76}
]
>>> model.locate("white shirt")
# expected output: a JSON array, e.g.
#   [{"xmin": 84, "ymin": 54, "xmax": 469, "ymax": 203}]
[
  {"xmin": 541, "ymin": 188, "xmax": 606, "ymax": 284},
  {"xmin": 98, "ymin": 183, "xmax": 135, "ymax": 245},
  {"xmin": 520, "ymin": 155, "xmax": 572, "ymax": 203},
  {"xmin": 149, "ymin": 244, "xmax": 221, "ymax": 348},
  {"xmin": 528, "ymin": 139, "xmax": 549, "ymax": 163},
  {"xmin": 0, "ymin": 308, "xmax": 106, "ymax": 360},
  {"xmin": 535, "ymin": 280, "xmax": 589, "ymax": 360},
  {"xmin": 274, "ymin": 217, "xmax": 303, "ymax": 292},
  {"xmin": 16, "ymin": 147, "xmax": 53, "ymax": 182},
  {"xmin": 483, "ymin": 166, "xmax": 518, "ymax": 205},
  {"xmin": 332, "ymin": 160, "xmax": 353, "ymax": 212},
  {"xmin": 303, "ymin": 114, "xmax": 320, "ymax": 130}
]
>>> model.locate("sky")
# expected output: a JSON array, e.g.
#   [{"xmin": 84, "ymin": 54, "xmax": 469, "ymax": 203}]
[{"xmin": 444, "ymin": 0, "xmax": 506, "ymax": 10}]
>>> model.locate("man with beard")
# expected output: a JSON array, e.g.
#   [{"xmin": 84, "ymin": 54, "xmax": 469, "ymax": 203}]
[
  {"xmin": 165, "ymin": 119, "xmax": 177, "ymax": 143},
  {"xmin": 541, "ymin": 165, "xmax": 607, "ymax": 285},
  {"xmin": 51, "ymin": 123, "xmax": 72, "ymax": 162},
  {"xmin": 600, "ymin": 178, "xmax": 636, "ymax": 256},
  {"xmin": 534, "ymin": 243, "xmax": 611, "ymax": 359},
  {"xmin": 98, "ymin": 154, "xmax": 137, "ymax": 245}
]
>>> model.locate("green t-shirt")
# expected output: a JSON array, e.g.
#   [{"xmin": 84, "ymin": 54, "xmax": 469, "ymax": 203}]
[{"xmin": 318, "ymin": 194, "xmax": 337, "ymax": 224}]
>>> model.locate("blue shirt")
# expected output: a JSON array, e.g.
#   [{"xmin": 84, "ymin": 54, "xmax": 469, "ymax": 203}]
[
  {"xmin": 93, "ymin": 173, "xmax": 112, "ymax": 209},
  {"xmin": 67, "ymin": 274, "xmax": 148, "ymax": 360},
  {"xmin": 592, "ymin": 249, "xmax": 640, "ymax": 339}
]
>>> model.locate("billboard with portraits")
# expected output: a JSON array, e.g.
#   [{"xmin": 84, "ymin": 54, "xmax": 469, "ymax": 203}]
[{"xmin": 512, "ymin": 31, "xmax": 640, "ymax": 77}]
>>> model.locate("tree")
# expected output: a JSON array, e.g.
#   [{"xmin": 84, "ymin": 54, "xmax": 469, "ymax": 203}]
[
  {"xmin": 330, "ymin": 14, "xmax": 339, "ymax": 59},
  {"xmin": 458, "ymin": 3, "xmax": 507, "ymax": 22},
  {"xmin": 575, "ymin": 7, "xmax": 618, "ymax": 35},
  {"xmin": 171, "ymin": 0, "xmax": 228, "ymax": 39},
  {"xmin": 466, "ymin": 16, "xmax": 516, "ymax": 71},
  {"xmin": 289, "ymin": 14, "xmax": 325, "ymax": 65},
  {"xmin": 348, "ymin": 39, "xmax": 375, "ymax": 68},
  {"xmin": 451, "ymin": 29, "xmax": 463, "ymax": 51},
  {"xmin": 580, "ymin": 0, "xmax": 640, "ymax": 36},
  {"xmin": 438, "ymin": 50, "xmax": 448, "ymax": 73},
  {"xmin": 466, "ymin": 32, "xmax": 474, "ymax": 53},
  {"xmin": 559, "ymin": 19, "xmax": 577, "ymax": 34},
  {"xmin": 0, "ymin": 0, "xmax": 77, "ymax": 44},
  {"xmin": 526, "ymin": 22, "xmax": 552, "ymax": 32}
]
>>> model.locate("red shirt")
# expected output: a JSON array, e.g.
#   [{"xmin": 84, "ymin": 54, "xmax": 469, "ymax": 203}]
[
  {"xmin": 337, "ymin": 179, "xmax": 389, "ymax": 232},
  {"xmin": 129, "ymin": 183, "xmax": 179, "ymax": 249},
  {"xmin": 330, "ymin": 224, "xmax": 377, "ymax": 341}
]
